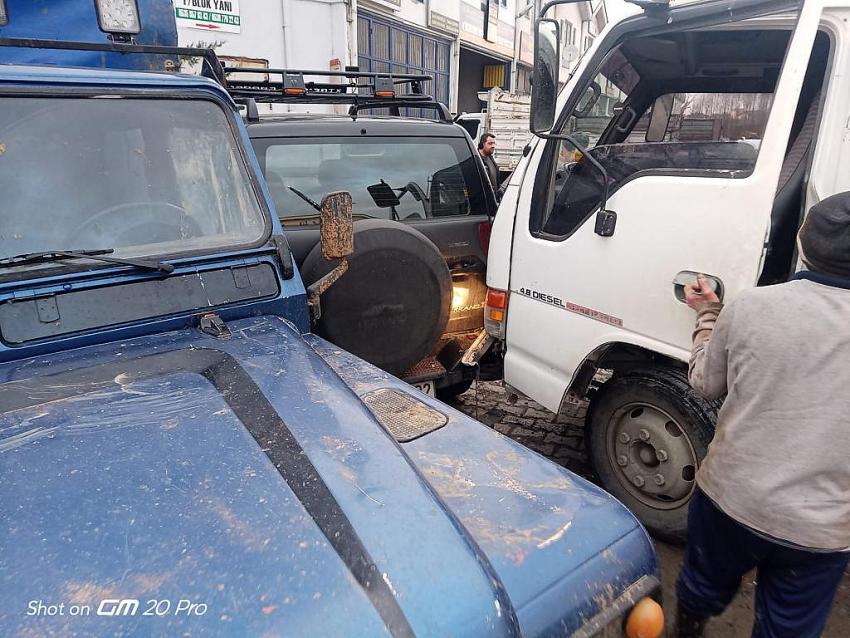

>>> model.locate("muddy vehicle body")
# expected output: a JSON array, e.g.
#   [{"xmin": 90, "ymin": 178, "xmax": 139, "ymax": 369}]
[
  {"xmin": 0, "ymin": 29, "xmax": 662, "ymax": 638},
  {"xmin": 226, "ymin": 69, "xmax": 499, "ymax": 399}
]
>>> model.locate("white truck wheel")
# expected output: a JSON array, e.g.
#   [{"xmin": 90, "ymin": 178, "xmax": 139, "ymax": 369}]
[{"xmin": 587, "ymin": 367, "xmax": 718, "ymax": 542}]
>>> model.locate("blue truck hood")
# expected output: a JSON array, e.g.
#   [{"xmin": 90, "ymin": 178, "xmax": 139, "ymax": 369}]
[{"xmin": 0, "ymin": 317, "xmax": 654, "ymax": 636}]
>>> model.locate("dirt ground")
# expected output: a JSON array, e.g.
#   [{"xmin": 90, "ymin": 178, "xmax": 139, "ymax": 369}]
[{"xmin": 448, "ymin": 381, "xmax": 850, "ymax": 637}]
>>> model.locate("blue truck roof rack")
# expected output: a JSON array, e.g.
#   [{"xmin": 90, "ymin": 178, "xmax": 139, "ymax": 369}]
[{"xmin": 0, "ymin": 37, "xmax": 226, "ymax": 84}]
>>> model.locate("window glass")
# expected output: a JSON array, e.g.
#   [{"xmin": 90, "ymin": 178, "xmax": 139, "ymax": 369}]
[
  {"xmin": 539, "ymin": 48, "xmax": 636, "ymax": 235},
  {"xmin": 357, "ymin": 17, "xmax": 369, "ymax": 55},
  {"xmin": 457, "ymin": 119, "xmax": 480, "ymax": 140},
  {"xmin": 262, "ymin": 137, "xmax": 487, "ymax": 221},
  {"xmin": 537, "ymin": 33, "xmax": 783, "ymax": 238},
  {"xmin": 627, "ymin": 93, "xmax": 772, "ymax": 146},
  {"xmin": 356, "ymin": 15, "xmax": 451, "ymax": 119},
  {"xmin": 0, "ymin": 97, "xmax": 266, "ymax": 274},
  {"xmin": 564, "ymin": 47, "xmax": 637, "ymax": 148},
  {"xmin": 516, "ymin": 66, "xmax": 532, "ymax": 95}
]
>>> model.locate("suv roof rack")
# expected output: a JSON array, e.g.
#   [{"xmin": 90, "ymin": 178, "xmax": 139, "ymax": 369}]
[
  {"xmin": 224, "ymin": 67, "xmax": 452, "ymax": 122},
  {"xmin": 0, "ymin": 37, "xmax": 226, "ymax": 84}
]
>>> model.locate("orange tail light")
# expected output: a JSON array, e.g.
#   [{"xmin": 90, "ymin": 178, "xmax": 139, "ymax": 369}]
[{"xmin": 484, "ymin": 288, "xmax": 509, "ymax": 339}]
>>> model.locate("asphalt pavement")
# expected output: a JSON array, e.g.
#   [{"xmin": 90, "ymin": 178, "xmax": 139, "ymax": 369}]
[{"xmin": 448, "ymin": 381, "xmax": 850, "ymax": 637}]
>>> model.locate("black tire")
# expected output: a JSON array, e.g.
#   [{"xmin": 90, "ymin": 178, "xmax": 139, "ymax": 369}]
[
  {"xmin": 436, "ymin": 378, "xmax": 473, "ymax": 401},
  {"xmin": 301, "ymin": 219, "xmax": 451, "ymax": 376},
  {"xmin": 587, "ymin": 367, "xmax": 718, "ymax": 543}
]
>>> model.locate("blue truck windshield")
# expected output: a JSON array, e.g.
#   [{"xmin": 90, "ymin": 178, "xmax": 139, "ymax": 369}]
[{"xmin": 0, "ymin": 97, "xmax": 267, "ymax": 274}]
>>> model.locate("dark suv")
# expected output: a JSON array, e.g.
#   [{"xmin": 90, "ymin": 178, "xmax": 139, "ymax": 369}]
[{"xmin": 226, "ymin": 69, "xmax": 497, "ymax": 398}]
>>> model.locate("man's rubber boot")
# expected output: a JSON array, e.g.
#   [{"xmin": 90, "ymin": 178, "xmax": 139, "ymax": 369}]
[{"xmin": 673, "ymin": 606, "xmax": 708, "ymax": 638}]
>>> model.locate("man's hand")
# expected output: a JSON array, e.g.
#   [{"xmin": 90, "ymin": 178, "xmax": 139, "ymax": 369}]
[{"xmin": 684, "ymin": 275, "xmax": 720, "ymax": 312}]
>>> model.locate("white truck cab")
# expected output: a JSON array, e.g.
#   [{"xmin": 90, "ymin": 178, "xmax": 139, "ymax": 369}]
[{"xmin": 485, "ymin": 0, "xmax": 846, "ymax": 539}]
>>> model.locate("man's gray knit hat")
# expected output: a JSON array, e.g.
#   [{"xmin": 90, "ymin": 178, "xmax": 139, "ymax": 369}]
[{"xmin": 798, "ymin": 192, "xmax": 850, "ymax": 277}]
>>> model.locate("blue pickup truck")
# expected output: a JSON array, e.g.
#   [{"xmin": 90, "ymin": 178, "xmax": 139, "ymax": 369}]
[{"xmin": 0, "ymin": 6, "xmax": 663, "ymax": 638}]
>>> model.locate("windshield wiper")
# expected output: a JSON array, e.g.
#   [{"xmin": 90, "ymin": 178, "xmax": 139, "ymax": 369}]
[
  {"xmin": 0, "ymin": 249, "xmax": 174, "ymax": 274},
  {"xmin": 288, "ymin": 186, "xmax": 324, "ymax": 214}
]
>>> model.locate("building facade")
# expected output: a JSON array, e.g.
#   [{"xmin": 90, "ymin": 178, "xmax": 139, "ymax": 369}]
[{"xmin": 173, "ymin": 0, "xmax": 606, "ymax": 115}]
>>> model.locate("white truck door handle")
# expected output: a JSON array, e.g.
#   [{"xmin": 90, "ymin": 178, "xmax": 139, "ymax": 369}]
[{"xmin": 673, "ymin": 271, "xmax": 724, "ymax": 303}]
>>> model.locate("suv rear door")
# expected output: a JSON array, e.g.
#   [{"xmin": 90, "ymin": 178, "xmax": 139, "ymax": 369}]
[{"xmin": 252, "ymin": 130, "xmax": 496, "ymax": 336}]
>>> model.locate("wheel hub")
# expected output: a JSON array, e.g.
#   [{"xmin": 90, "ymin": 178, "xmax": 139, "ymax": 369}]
[
  {"xmin": 607, "ymin": 403, "xmax": 698, "ymax": 509},
  {"xmin": 636, "ymin": 442, "xmax": 658, "ymax": 466}
]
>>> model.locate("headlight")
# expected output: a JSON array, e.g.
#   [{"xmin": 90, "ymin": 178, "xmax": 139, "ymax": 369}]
[
  {"xmin": 0, "ymin": 1, "xmax": 8, "ymax": 26},
  {"xmin": 95, "ymin": 0, "xmax": 141, "ymax": 34}
]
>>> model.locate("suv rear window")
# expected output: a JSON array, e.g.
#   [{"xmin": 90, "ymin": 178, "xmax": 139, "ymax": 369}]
[{"xmin": 259, "ymin": 137, "xmax": 487, "ymax": 222}]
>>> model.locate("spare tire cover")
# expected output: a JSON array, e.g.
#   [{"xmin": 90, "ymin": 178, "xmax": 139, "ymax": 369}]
[{"xmin": 301, "ymin": 219, "xmax": 451, "ymax": 375}]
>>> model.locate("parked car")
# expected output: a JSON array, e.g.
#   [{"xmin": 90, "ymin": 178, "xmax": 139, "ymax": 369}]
[
  {"xmin": 0, "ymin": 30, "xmax": 663, "ymax": 638},
  {"xmin": 479, "ymin": 0, "xmax": 832, "ymax": 540},
  {"xmin": 224, "ymin": 68, "xmax": 500, "ymax": 399}
]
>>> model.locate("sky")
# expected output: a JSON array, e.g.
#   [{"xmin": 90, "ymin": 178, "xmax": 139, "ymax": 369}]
[{"xmin": 603, "ymin": 0, "xmax": 641, "ymax": 22}]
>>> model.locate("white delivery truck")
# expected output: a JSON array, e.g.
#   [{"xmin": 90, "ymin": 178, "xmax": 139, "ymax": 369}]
[
  {"xmin": 483, "ymin": 0, "xmax": 844, "ymax": 539},
  {"xmin": 456, "ymin": 88, "xmax": 533, "ymax": 182}
]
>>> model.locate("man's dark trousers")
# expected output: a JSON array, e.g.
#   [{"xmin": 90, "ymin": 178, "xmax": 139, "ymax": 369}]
[{"xmin": 677, "ymin": 489, "xmax": 849, "ymax": 637}]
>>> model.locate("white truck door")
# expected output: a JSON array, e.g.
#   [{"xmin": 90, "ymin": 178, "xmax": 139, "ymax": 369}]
[{"xmin": 504, "ymin": 0, "xmax": 822, "ymax": 412}]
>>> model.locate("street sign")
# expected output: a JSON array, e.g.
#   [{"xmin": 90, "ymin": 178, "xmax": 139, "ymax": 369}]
[{"xmin": 173, "ymin": 0, "xmax": 241, "ymax": 34}]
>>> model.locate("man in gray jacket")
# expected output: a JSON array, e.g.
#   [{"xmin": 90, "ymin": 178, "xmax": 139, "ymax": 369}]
[{"xmin": 676, "ymin": 192, "xmax": 850, "ymax": 638}]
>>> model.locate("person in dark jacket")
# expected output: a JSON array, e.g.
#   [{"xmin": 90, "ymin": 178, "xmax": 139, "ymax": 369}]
[
  {"xmin": 675, "ymin": 191, "xmax": 850, "ymax": 637},
  {"xmin": 478, "ymin": 132, "xmax": 501, "ymax": 194}
]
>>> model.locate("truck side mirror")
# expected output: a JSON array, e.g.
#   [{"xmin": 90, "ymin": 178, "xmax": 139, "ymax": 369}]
[
  {"xmin": 646, "ymin": 94, "xmax": 674, "ymax": 142},
  {"xmin": 594, "ymin": 209, "xmax": 617, "ymax": 237},
  {"xmin": 531, "ymin": 19, "xmax": 560, "ymax": 134},
  {"xmin": 319, "ymin": 191, "xmax": 354, "ymax": 260}
]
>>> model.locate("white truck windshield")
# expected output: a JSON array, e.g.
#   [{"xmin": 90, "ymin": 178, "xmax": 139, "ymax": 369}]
[{"xmin": 0, "ymin": 97, "xmax": 267, "ymax": 273}]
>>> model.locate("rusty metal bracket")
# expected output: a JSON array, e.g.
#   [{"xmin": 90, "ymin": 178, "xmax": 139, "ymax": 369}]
[
  {"xmin": 461, "ymin": 329, "xmax": 496, "ymax": 367},
  {"xmin": 306, "ymin": 259, "xmax": 349, "ymax": 322}
]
